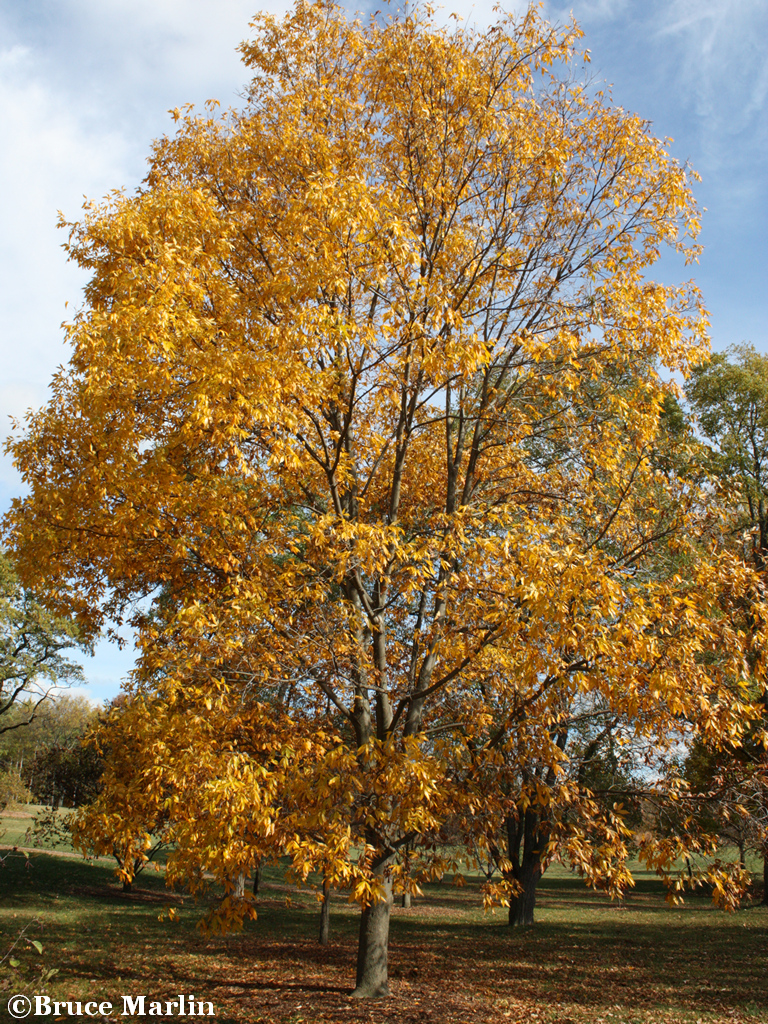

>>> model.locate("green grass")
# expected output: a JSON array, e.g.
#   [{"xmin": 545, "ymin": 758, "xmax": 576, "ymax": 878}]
[
  {"xmin": 0, "ymin": 805, "xmax": 56, "ymax": 848},
  {"xmin": 1, "ymin": 819, "xmax": 766, "ymax": 1024}
]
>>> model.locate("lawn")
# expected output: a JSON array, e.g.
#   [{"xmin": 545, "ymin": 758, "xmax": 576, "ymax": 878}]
[{"xmin": 1, "ymin": 822, "xmax": 766, "ymax": 1024}]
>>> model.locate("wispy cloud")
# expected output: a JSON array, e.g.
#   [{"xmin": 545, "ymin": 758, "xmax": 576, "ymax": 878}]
[{"xmin": 657, "ymin": 0, "xmax": 768, "ymax": 141}]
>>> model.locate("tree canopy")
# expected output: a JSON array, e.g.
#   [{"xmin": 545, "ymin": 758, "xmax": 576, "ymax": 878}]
[
  {"xmin": 4, "ymin": 1, "xmax": 766, "ymax": 998},
  {"xmin": 687, "ymin": 344, "xmax": 768, "ymax": 569}
]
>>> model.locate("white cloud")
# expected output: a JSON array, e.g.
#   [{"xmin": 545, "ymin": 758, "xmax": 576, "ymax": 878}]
[
  {"xmin": 0, "ymin": 42, "xmax": 131, "ymax": 487},
  {"xmin": 0, "ymin": 2, "xmax": 298, "ymax": 488},
  {"xmin": 53, "ymin": 685, "xmax": 101, "ymax": 707}
]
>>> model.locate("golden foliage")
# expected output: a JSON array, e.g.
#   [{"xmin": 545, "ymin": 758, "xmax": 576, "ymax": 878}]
[{"xmin": 4, "ymin": 0, "xmax": 765, "ymax": 970}]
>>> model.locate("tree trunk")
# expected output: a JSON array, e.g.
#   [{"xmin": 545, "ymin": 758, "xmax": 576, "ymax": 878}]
[
  {"xmin": 319, "ymin": 875, "xmax": 331, "ymax": 945},
  {"xmin": 252, "ymin": 860, "xmax": 261, "ymax": 896},
  {"xmin": 401, "ymin": 891, "xmax": 412, "ymax": 908},
  {"xmin": 233, "ymin": 871, "xmax": 246, "ymax": 899},
  {"xmin": 350, "ymin": 850, "xmax": 394, "ymax": 999},
  {"xmin": 762, "ymin": 849, "xmax": 768, "ymax": 906},
  {"xmin": 507, "ymin": 862, "xmax": 541, "ymax": 926},
  {"xmin": 505, "ymin": 808, "xmax": 544, "ymax": 927}
]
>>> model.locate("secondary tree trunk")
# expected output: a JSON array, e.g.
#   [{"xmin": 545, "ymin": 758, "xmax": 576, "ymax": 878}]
[
  {"xmin": 762, "ymin": 849, "xmax": 768, "ymax": 906},
  {"xmin": 319, "ymin": 875, "xmax": 331, "ymax": 945},
  {"xmin": 253, "ymin": 860, "xmax": 261, "ymax": 896},
  {"xmin": 350, "ymin": 850, "xmax": 394, "ymax": 998},
  {"xmin": 120, "ymin": 854, "xmax": 139, "ymax": 892},
  {"xmin": 401, "ymin": 891, "xmax": 412, "ymax": 908}
]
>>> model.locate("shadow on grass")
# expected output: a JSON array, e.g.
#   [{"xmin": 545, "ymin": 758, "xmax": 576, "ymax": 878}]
[{"xmin": 1, "ymin": 851, "xmax": 766, "ymax": 1023}]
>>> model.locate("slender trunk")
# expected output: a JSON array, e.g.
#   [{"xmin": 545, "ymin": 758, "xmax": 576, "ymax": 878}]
[
  {"xmin": 233, "ymin": 871, "xmax": 246, "ymax": 899},
  {"xmin": 401, "ymin": 839, "xmax": 412, "ymax": 907},
  {"xmin": 252, "ymin": 860, "xmax": 261, "ymax": 897},
  {"xmin": 345, "ymin": 589, "xmax": 390, "ymax": 997},
  {"xmin": 738, "ymin": 840, "xmax": 746, "ymax": 870},
  {"xmin": 319, "ymin": 875, "xmax": 331, "ymax": 945},
  {"xmin": 351, "ymin": 849, "xmax": 394, "ymax": 998}
]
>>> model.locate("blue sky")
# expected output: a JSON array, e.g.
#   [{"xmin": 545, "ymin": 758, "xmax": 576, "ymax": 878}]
[{"xmin": 1, "ymin": 0, "xmax": 766, "ymax": 702}]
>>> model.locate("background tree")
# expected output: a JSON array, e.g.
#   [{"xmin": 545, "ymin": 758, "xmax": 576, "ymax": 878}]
[
  {"xmin": 461, "ymin": 377, "xmax": 712, "ymax": 927},
  {"xmin": 683, "ymin": 737, "xmax": 767, "ymax": 890},
  {"xmin": 0, "ymin": 552, "xmax": 86, "ymax": 736},
  {"xmin": 682, "ymin": 345, "xmax": 768, "ymax": 901},
  {"xmin": 5, "ymin": 1, "xmax": 766, "ymax": 999},
  {"xmin": 0, "ymin": 555, "xmax": 88, "ymax": 817}
]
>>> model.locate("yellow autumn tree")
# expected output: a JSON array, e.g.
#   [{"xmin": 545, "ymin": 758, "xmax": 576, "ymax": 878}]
[{"xmin": 4, "ymin": 1, "xmax": 766, "ymax": 997}]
